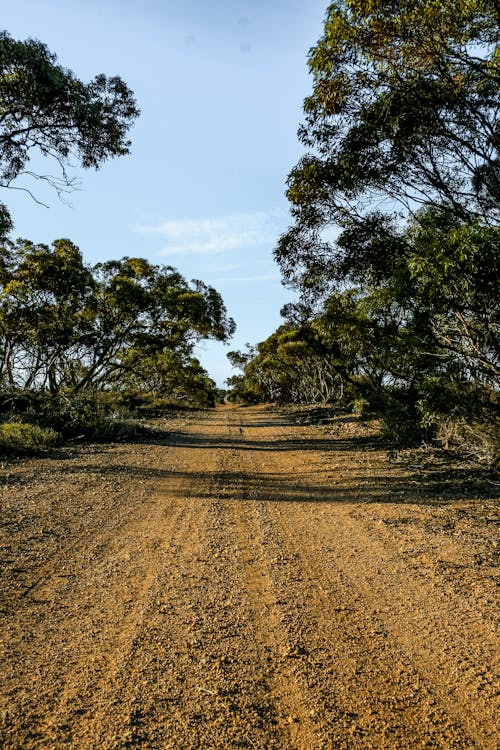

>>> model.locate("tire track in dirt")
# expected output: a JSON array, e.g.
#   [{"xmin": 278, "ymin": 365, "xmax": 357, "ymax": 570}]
[
  {"xmin": 1, "ymin": 425, "xmax": 215, "ymax": 749},
  {"xmin": 260, "ymin": 502, "xmax": 481, "ymax": 749},
  {"xmin": 1, "ymin": 405, "xmax": 498, "ymax": 749},
  {"xmin": 226, "ymin": 406, "xmax": 498, "ymax": 749},
  {"xmin": 72, "ymin": 496, "xmax": 213, "ymax": 750},
  {"xmin": 225, "ymin": 411, "xmax": 472, "ymax": 749},
  {"xmin": 287, "ymin": 503, "xmax": 499, "ymax": 749},
  {"xmin": 43, "ymin": 499, "xmax": 192, "ymax": 748},
  {"xmin": 255, "ymin": 418, "xmax": 499, "ymax": 749},
  {"xmin": 209, "ymin": 413, "xmax": 322, "ymax": 748},
  {"xmin": 0, "ymin": 444, "xmax": 166, "ymax": 609},
  {"xmin": 1, "ymin": 479, "xmax": 189, "ymax": 748},
  {"xmin": 228, "ymin": 499, "xmax": 320, "ymax": 747},
  {"xmin": 8, "ymin": 481, "xmax": 152, "ymax": 604},
  {"xmin": 129, "ymin": 414, "xmax": 305, "ymax": 749}
]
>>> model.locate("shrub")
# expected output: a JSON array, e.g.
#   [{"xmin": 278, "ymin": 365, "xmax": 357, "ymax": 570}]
[
  {"xmin": 380, "ymin": 399, "xmax": 424, "ymax": 446},
  {"xmin": 0, "ymin": 389, "xmax": 140, "ymax": 442},
  {"xmin": 434, "ymin": 418, "xmax": 499, "ymax": 469},
  {"xmin": 0, "ymin": 422, "xmax": 59, "ymax": 454}
]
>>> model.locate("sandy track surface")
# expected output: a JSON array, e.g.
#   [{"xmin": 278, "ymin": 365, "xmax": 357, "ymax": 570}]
[{"xmin": 1, "ymin": 405, "xmax": 498, "ymax": 749}]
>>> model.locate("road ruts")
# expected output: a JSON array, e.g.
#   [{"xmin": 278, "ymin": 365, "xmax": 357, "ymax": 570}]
[{"xmin": 1, "ymin": 405, "xmax": 498, "ymax": 749}]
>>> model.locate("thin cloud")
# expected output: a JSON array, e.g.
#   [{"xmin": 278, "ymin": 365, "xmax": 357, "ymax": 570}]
[{"xmin": 134, "ymin": 212, "xmax": 284, "ymax": 257}]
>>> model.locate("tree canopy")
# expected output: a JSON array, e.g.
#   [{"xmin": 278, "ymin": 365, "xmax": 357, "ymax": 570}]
[
  {"xmin": 276, "ymin": 0, "xmax": 499, "ymax": 291},
  {"xmin": 0, "ymin": 240, "xmax": 235, "ymax": 398},
  {"xmin": 0, "ymin": 30, "xmax": 139, "ymax": 224},
  {"xmin": 0, "ymin": 32, "xmax": 237, "ymax": 445},
  {"xmin": 230, "ymin": 1, "xmax": 499, "ymax": 459}
]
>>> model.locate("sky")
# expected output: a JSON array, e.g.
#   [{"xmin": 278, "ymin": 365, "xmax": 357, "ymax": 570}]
[{"xmin": 2, "ymin": 0, "xmax": 328, "ymax": 386}]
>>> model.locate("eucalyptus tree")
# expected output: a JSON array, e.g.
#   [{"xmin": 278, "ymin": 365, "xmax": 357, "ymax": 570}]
[
  {"xmin": 0, "ymin": 31, "xmax": 139, "ymax": 225},
  {"xmin": 271, "ymin": 0, "xmax": 499, "ymax": 443},
  {"xmin": 0, "ymin": 238, "xmax": 95, "ymax": 392},
  {"xmin": 0, "ymin": 241, "xmax": 235, "ymax": 396},
  {"xmin": 276, "ymin": 0, "xmax": 500, "ymax": 291},
  {"xmin": 228, "ymin": 325, "xmax": 343, "ymax": 405}
]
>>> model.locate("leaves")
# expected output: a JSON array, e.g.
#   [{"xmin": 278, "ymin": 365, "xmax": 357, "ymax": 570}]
[
  {"xmin": 0, "ymin": 31, "xmax": 139, "ymax": 225},
  {"xmin": 263, "ymin": 1, "xmax": 500, "ymax": 441},
  {"xmin": 279, "ymin": 0, "xmax": 500, "ymax": 249},
  {"xmin": 0, "ymin": 242, "xmax": 235, "ymax": 397}
]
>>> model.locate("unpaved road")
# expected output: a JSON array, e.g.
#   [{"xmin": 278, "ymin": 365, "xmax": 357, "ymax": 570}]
[{"xmin": 1, "ymin": 405, "xmax": 498, "ymax": 749}]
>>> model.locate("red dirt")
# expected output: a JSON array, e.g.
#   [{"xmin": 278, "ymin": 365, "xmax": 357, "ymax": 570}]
[{"xmin": 1, "ymin": 405, "xmax": 498, "ymax": 749}]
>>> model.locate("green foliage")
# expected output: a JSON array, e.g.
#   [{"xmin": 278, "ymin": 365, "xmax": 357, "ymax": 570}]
[
  {"xmin": 0, "ymin": 421, "xmax": 59, "ymax": 454},
  {"xmin": 0, "ymin": 240, "xmax": 233, "ymax": 436},
  {"xmin": 301, "ymin": 0, "xmax": 499, "ymax": 218},
  {"xmin": 0, "ymin": 202, "xmax": 12, "ymax": 239},
  {"xmin": 0, "ymin": 389, "xmax": 115, "ymax": 438},
  {"xmin": 0, "ymin": 241, "xmax": 234, "ymax": 398},
  {"xmin": 0, "ymin": 238, "xmax": 97, "ymax": 393},
  {"xmin": 268, "ymin": 1, "xmax": 499, "ymax": 451},
  {"xmin": 227, "ymin": 326, "xmax": 344, "ymax": 405},
  {"xmin": 0, "ymin": 387, "xmax": 193, "ymax": 445},
  {"xmin": 225, "ymin": 375, "xmax": 261, "ymax": 405},
  {"xmin": 118, "ymin": 352, "xmax": 218, "ymax": 408},
  {"xmin": 214, "ymin": 388, "xmax": 228, "ymax": 404},
  {"xmin": 277, "ymin": 0, "xmax": 499, "ymax": 291},
  {"xmin": 238, "ymin": 217, "xmax": 499, "ymax": 442},
  {"xmin": 0, "ymin": 33, "xmax": 226, "ymax": 439},
  {"xmin": 377, "ymin": 392, "xmax": 425, "ymax": 447},
  {"xmin": 0, "ymin": 31, "xmax": 139, "ymax": 224},
  {"xmin": 405, "ymin": 211, "xmax": 500, "ymax": 383}
]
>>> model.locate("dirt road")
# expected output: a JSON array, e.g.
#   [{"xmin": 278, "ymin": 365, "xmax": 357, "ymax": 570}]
[{"xmin": 1, "ymin": 405, "xmax": 498, "ymax": 749}]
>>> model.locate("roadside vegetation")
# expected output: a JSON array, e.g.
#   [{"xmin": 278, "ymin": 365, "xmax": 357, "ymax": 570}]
[
  {"xmin": 0, "ymin": 241, "xmax": 234, "ymax": 451},
  {"xmin": 0, "ymin": 32, "xmax": 234, "ymax": 453},
  {"xmin": 1, "ymin": 4, "xmax": 498, "ymax": 465},
  {"xmin": 227, "ymin": 0, "xmax": 499, "ymax": 470}
]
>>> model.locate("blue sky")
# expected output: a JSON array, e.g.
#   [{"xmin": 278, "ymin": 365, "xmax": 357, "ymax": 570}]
[{"xmin": 2, "ymin": 0, "xmax": 327, "ymax": 386}]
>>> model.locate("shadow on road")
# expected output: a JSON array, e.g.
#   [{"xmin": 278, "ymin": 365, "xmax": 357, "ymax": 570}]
[
  {"xmin": 18, "ymin": 444, "xmax": 495, "ymax": 507},
  {"xmin": 1, "ymin": 411, "xmax": 497, "ymax": 506}
]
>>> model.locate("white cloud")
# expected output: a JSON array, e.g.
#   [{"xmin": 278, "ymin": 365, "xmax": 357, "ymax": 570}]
[{"xmin": 134, "ymin": 211, "xmax": 284, "ymax": 257}]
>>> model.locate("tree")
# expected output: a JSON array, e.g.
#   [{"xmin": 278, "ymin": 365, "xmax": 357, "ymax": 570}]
[
  {"xmin": 270, "ymin": 1, "xmax": 499, "ymax": 449},
  {"xmin": 0, "ymin": 242, "xmax": 235, "ymax": 396},
  {"xmin": 227, "ymin": 325, "xmax": 343, "ymax": 404},
  {"xmin": 405, "ymin": 208, "xmax": 500, "ymax": 384},
  {"xmin": 0, "ymin": 238, "xmax": 96, "ymax": 392},
  {"xmin": 276, "ymin": 0, "xmax": 500, "ymax": 291},
  {"xmin": 0, "ymin": 203, "xmax": 12, "ymax": 239},
  {"xmin": 0, "ymin": 31, "xmax": 139, "ymax": 222},
  {"xmin": 121, "ymin": 350, "xmax": 218, "ymax": 407}
]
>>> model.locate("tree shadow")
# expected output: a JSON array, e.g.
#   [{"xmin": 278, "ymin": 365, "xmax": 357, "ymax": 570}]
[
  {"xmin": 142, "ymin": 429, "xmax": 379, "ymax": 453},
  {"xmin": 0, "ymin": 413, "xmax": 497, "ymax": 505},
  {"xmin": 10, "ymin": 458, "xmax": 494, "ymax": 506}
]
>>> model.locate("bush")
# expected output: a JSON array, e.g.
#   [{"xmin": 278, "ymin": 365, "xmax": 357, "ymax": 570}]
[
  {"xmin": 434, "ymin": 418, "xmax": 499, "ymax": 469},
  {"xmin": 351, "ymin": 396, "xmax": 377, "ymax": 419},
  {"xmin": 0, "ymin": 389, "xmax": 141, "ymax": 442},
  {"xmin": 350, "ymin": 385, "xmax": 426, "ymax": 446},
  {"xmin": 380, "ymin": 399, "xmax": 425, "ymax": 446},
  {"xmin": 0, "ymin": 422, "xmax": 59, "ymax": 454}
]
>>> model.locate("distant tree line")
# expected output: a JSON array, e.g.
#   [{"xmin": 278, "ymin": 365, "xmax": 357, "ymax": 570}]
[{"xmin": 228, "ymin": 0, "xmax": 499, "ymax": 465}]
